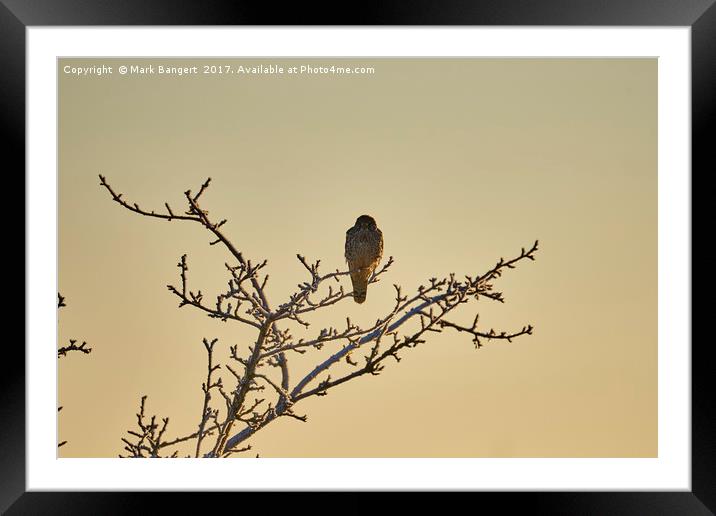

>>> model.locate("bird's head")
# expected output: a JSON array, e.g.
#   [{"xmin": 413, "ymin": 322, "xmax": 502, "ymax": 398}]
[{"xmin": 355, "ymin": 215, "xmax": 377, "ymax": 228}]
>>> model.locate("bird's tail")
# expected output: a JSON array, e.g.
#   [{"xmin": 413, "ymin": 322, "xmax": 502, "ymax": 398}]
[
  {"xmin": 350, "ymin": 268, "xmax": 371, "ymax": 304},
  {"xmin": 353, "ymin": 288, "xmax": 367, "ymax": 304}
]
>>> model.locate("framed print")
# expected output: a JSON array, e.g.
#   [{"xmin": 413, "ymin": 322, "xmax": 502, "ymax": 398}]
[{"xmin": 4, "ymin": 0, "xmax": 711, "ymax": 513}]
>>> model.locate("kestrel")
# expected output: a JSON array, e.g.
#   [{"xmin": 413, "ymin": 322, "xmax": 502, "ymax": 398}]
[{"xmin": 345, "ymin": 215, "xmax": 384, "ymax": 304}]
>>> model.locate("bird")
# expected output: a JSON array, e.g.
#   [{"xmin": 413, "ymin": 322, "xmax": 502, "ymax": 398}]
[{"xmin": 345, "ymin": 215, "xmax": 384, "ymax": 304}]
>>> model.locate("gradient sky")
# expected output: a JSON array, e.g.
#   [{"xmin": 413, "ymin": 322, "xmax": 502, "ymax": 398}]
[{"xmin": 58, "ymin": 57, "xmax": 656, "ymax": 458}]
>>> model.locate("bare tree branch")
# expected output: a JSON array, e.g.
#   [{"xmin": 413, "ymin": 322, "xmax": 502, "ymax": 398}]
[
  {"xmin": 58, "ymin": 339, "xmax": 92, "ymax": 357},
  {"xmin": 195, "ymin": 338, "xmax": 221, "ymax": 458},
  {"xmin": 57, "ymin": 294, "xmax": 93, "ymax": 357},
  {"xmin": 58, "ymin": 293, "xmax": 94, "ymax": 449},
  {"xmin": 119, "ymin": 395, "xmax": 222, "ymax": 458},
  {"xmin": 100, "ymin": 176, "xmax": 538, "ymax": 458}
]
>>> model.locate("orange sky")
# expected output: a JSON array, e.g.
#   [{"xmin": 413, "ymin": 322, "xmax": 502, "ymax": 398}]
[{"xmin": 58, "ymin": 57, "xmax": 656, "ymax": 457}]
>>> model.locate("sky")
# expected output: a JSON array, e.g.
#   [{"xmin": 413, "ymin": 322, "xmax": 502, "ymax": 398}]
[{"xmin": 58, "ymin": 57, "xmax": 656, "ymax": 457}]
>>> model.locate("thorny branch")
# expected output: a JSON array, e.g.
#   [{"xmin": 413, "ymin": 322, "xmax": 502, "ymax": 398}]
[{"xmin": 101, "ymin": 176, "xmax": 538, "ymax": 458}]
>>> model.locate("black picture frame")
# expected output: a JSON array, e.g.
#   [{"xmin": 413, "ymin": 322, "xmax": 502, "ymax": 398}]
[{"xmin": 4, "ymin": 1, "xmax": 710, "ymax": 513}]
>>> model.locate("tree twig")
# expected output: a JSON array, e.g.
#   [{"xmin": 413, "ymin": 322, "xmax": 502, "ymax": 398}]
[{"xmin": 101, "ymin": 176, "xmax": 538, "ymax": 458}]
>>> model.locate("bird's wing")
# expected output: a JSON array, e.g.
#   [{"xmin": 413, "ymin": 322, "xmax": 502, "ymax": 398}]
[
  {"xmin": 344, "ymin": 227, "xmax": 353, "ymax": 262},
  {"xmin": 376, "ymin": 228, "xmax": 384, "ymax": 264}
]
